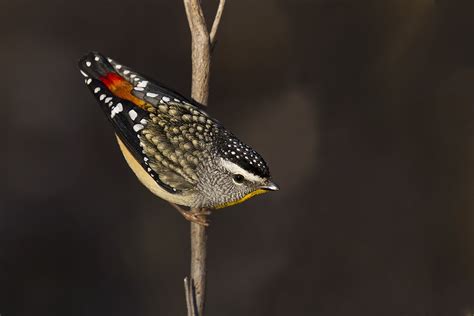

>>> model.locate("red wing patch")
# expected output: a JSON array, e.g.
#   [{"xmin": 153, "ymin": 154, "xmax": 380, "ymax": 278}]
[{"xmin": 99, "ymin": 73, "xmax": 146, "ymax": 109}]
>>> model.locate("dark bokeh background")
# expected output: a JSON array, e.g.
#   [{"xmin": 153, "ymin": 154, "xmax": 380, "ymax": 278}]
[{"xmin": 2, "ymin": 0, "xmax": 474, "ymax": 315}]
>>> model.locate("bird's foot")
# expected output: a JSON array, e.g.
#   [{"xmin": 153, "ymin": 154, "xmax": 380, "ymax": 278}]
[
  {"xmin": 182, "ymin": 210, "xmax": 210, "ymax": 226},
  {"xmin": 170, "ymin": 203, "xmax": 210, "ymax": 226}
]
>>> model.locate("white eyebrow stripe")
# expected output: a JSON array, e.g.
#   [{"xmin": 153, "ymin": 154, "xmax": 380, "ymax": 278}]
[{"xmin": 220, "ymin": 158, "xmax": 264, "ymax": 183}]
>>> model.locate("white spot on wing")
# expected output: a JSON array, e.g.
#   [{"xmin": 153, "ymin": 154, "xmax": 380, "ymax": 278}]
[
  {"xmin": 162, "ymin": 96, "xmax": 170, "ymax": 102},
  {"xmin": 146, "ymin": 92, "xmax": 158, "ymax": 97},
  {"xmin": 111, "ymin": 103, "xmax": 123, "ymax": 118},
  {"xmin": 86, "ymin": 61, "xmax": 91, "ymax": 67},
  {"xmin": 94, "ymin": 56, "xmax": 100, "ymax": 61},
  {"xmin": 94, "ymin": 87, "xmax": 100, "ymax": 93},
  {"xmin": 137, "ymin": 81, "xmax": 148, "ymax": 88},
  {"xmin": 129, "ymin": 110, "xmax": 138, "ymax": 120},
  {"xmin": 133, "ymin": 124, "xmax": 144, "ymax": 132},
  {"xmin": 80, "ymin": 70, "xmax": 88, "ymax": 77},
  {"xmin": 99, "ymin": 94, "xmax": 106, "ymax": 101}
]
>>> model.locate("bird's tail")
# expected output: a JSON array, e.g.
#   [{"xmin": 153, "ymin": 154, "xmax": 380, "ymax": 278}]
[{"xmin": 78, "ymin": 51, "xmax": 117, "ymax": 80}]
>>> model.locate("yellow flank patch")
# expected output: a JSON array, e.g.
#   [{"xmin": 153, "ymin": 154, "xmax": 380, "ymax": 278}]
[{"xmin": 215, "ymin": 189, "xmax": 269, "ymax": 209}]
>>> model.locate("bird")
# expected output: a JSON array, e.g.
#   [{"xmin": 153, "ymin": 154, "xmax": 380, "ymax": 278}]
[{"xmin": 78, "ymin": 52, "xmax": 278, "ymax": 225}]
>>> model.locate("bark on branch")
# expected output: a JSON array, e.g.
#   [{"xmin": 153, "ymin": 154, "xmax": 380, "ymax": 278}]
[{"xmin": 182, "ymin": 1, "xmax": 226, "ymax": 315}]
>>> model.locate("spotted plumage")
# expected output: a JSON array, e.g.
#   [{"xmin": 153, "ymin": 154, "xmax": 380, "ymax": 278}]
[{"xmin": 78, "ymin": 52, "xmax": 278, "ymax": 214}]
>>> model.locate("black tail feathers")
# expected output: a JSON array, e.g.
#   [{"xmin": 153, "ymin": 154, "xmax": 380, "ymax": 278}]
[{"xmin": 78, "ymin": 51, "xmax": 116, "ymax": 80}]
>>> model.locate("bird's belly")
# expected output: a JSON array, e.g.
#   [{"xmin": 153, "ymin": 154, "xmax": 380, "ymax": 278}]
[{"xmin": 115, "ymin": 135, "xmax": 193, "ymax": 207}]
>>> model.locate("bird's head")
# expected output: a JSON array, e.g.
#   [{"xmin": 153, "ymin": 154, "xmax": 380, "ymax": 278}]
[{"xmin": 194, "ymin": 130, "xmax": 279, "ymax": 209}]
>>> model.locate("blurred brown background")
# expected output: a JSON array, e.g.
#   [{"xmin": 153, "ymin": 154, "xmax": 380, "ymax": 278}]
[{"xmin": 2, "ymin": 0, "xmax": 474, "ymax": 315}]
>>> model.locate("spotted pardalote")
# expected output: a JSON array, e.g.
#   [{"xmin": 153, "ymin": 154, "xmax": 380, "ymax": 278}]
[{"xmin": 78, "ymin": 52, "xmax": 278, "ymax": 223}]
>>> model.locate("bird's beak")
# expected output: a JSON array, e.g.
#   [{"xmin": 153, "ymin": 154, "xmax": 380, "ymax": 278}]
[{"xmin": 260, "ymin": 181, "xmax": 280, "ymax": 191}]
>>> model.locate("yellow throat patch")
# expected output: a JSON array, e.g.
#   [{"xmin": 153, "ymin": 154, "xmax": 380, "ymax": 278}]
[{"xmin": 215, "ymin": 189, "xmax": 269, "ymax": 209}]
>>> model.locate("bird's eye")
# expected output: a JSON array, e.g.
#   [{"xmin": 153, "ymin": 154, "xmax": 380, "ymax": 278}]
[{"xmin": 233, "ymin": 174, "xmax": 244, "ymax": 184}]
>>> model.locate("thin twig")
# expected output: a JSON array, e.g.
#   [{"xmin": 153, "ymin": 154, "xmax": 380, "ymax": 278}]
[
  {"xmin": 184, "ymin": 277, "xmax": 192, "ymax": 316},
  {"xmin": 184, "ymin": 277, "xmax": 197, "ymax": 316},
  {"xmin": 182, "ymin": 0, "xmax": 226, "ymax": 315},
  {"xmin": 210, "ymin": 0, "xmax": 226, "ymax": 47}
]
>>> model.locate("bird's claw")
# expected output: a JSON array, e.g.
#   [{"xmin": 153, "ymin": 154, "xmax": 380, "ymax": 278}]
[
  {"xmin": 169, "ymin": 203, "xmax": 210, "ymax": 226},
  {"xmin": 182, "ymin": 210, "xmax": 210, "ymax": 226}
]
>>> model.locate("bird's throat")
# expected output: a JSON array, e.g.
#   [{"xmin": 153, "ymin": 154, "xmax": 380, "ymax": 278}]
[{"xmin": 215, "ymin": 189, "xmax": 268, "ymax": 209}]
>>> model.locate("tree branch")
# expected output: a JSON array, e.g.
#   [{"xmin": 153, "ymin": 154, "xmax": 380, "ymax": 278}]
[
  {"xmin": 182, "ymin": 0, "xmax": 226, "ymax": 315},
  {"xmin": 210, "ymin": 0, "xmax": 226, "ymax": 47},
  {"xmin": 184, "ymin": 0, "xmax": 211, "ymax": 105}
]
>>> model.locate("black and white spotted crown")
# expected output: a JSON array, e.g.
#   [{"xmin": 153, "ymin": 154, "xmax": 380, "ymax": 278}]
[{"xmin": 214, "ymin": 129, "xmax": 270, "ymax": 178}]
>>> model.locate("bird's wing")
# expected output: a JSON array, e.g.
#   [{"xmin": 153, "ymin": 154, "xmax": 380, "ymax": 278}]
[{"xmin": 78, "ymin": 52, "xmax": 216, "ymax": 193}]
